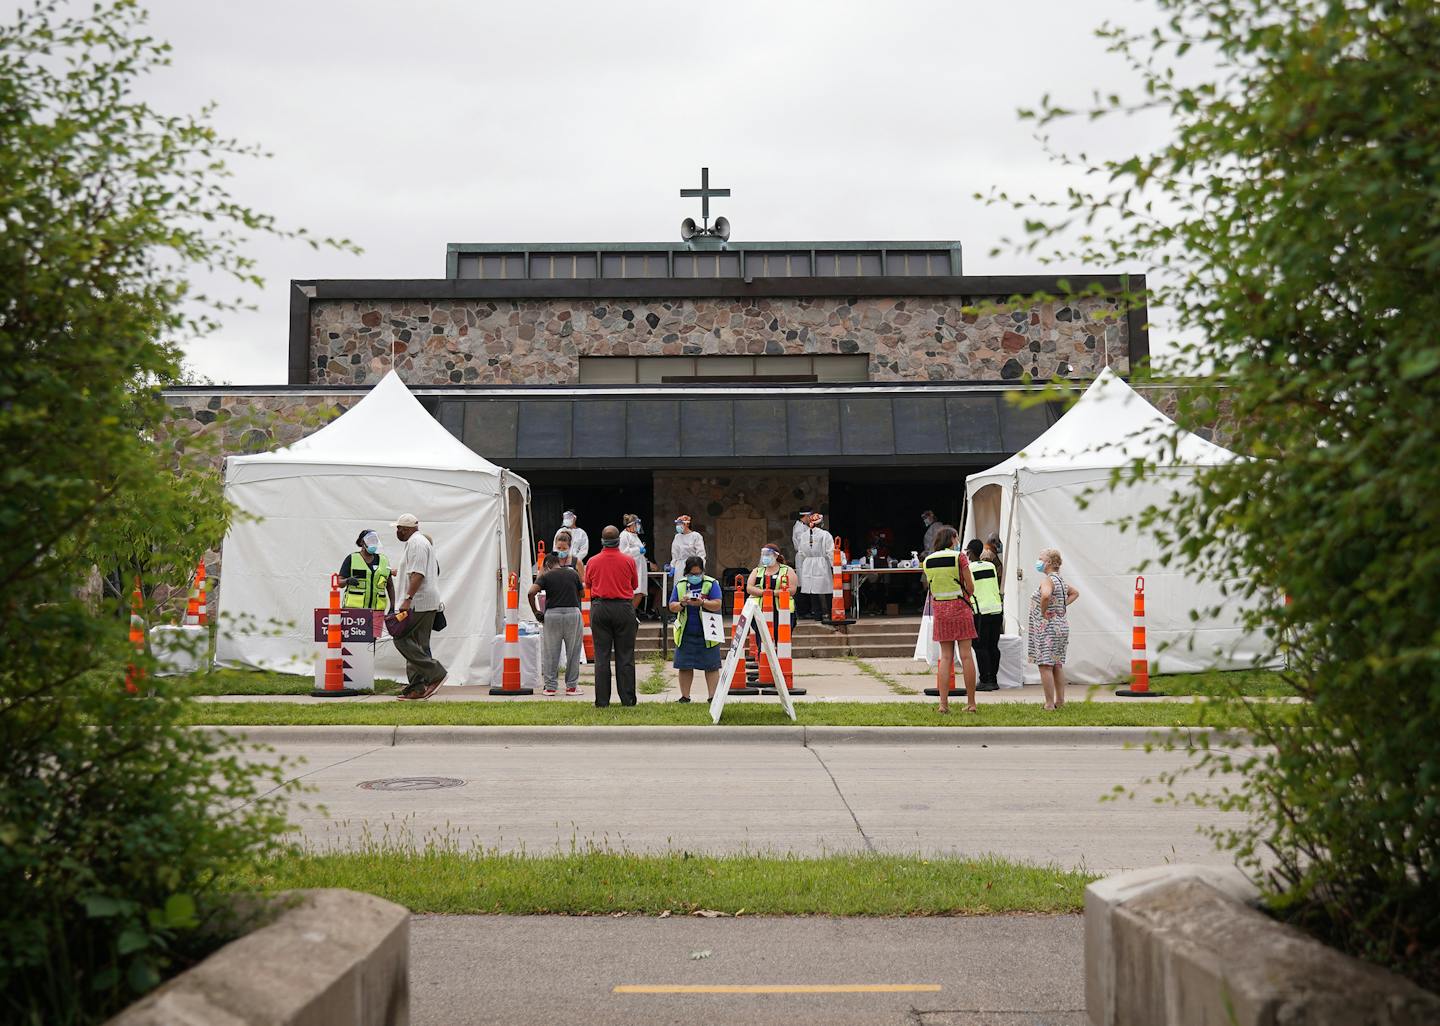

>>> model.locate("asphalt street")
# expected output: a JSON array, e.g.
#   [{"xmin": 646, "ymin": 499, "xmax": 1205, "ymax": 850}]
[
  {"xmin": 409, "ymin": 913, "xmax": 1088, "ymax": 1026},
  {"xmin": 238, "ymin": 729, "xmax": 1243, "ymax": 869}
]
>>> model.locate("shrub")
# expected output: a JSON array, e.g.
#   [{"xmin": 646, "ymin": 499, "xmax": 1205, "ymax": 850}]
[
  {"xmin": 0, "ymin": 2, "xmax": 351, "ymax": 1021},
  {"xmin": 993, "ymin": 0, "xmax": 1440, "ymax": 989}
]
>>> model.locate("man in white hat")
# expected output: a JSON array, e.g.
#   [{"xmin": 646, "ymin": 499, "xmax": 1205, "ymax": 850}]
[{"xmin": 391, "ymin": 513, "xmax": 447, "ymax": 699}]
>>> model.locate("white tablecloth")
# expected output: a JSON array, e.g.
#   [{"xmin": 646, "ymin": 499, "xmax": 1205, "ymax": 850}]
[
  {"xmin": 489, "ymin": 632, "xmax": 542, "ymax": 690},
  {"xmin": 149, "ymin": 625, "xmax": 208, "ymax": 676},
  {"xmin": 997, "ymin": 633, "xmax": 1025, "ymax": 688}
]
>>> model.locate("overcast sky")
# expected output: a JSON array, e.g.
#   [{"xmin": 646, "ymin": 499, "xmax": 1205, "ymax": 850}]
[{"xmin": 128, "ymin": 0, "xmax": 1189, "ymax": 384}]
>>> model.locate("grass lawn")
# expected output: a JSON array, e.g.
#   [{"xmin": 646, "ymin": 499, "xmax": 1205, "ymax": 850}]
[
  {"xmin": 159, "ymin": 668, "xmax": 402, "ymax": 697},
  {"xmin": 183, "ymin": 697, "xmax": 1271, "ymax": 728},
  {"xmin": 1122, "ymin": 669, "xmax": 1297, "ymax": 698},
  {"xmin": 231, "ymin": 849, "xmax": 1094, "ymax": 916}
]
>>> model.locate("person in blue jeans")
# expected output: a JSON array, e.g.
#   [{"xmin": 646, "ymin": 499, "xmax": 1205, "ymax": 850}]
[{"xmin": 667, "ymin": 555, "xmax": 724, "ymax": 703}]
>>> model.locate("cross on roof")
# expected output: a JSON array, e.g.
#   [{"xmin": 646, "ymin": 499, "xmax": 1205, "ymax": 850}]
[{"xmin": 680, "ymin": 167, "xmax": 730, "ymax": 225}]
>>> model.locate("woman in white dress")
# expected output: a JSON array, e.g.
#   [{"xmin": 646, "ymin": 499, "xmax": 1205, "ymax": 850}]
[{"xmin": 620, "ymin": 513, "xmax": 649, "ymax": 618}]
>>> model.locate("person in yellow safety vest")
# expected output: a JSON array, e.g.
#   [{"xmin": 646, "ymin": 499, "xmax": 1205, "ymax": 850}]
[
  {"xmin": 338, "ymin": 529, "xmax": 395, "ymax": 610},
  {"xmin": 668, "ymin": 555, "xmax": 724, "ymax": 703},
  {"xmin": 921, "ymin": 526, "xmax": 978, "ymax": 714},
  {"xmin": 746, "ymin": 543, "xmax": 798, "ymax": 665},
  {"xmin": 966, "ymin": 538, "xmax": 1003, "ymax": 692}
]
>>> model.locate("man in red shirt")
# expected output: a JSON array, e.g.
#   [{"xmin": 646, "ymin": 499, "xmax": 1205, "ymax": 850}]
[{"xmin": 584, "ymin": 525, "xmax": 640, "ymax": 707}]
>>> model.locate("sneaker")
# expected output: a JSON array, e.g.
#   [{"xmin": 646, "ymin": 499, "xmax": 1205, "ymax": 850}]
[
  {"xmin": 676, "ymin": 696, "xmax": 691, "ymax": 704},
  {"xmin": 543, "ymin": 687, "xmax": 557, "ymax": 696},
  {"xmin": 565, "ymin": 686, "xmax": 581, "ymax": 696}
]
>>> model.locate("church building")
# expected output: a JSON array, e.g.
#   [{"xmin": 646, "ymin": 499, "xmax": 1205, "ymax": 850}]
[{"xmin": 166, "ymin": 172, "xmax": 1149, "ymax": 584}]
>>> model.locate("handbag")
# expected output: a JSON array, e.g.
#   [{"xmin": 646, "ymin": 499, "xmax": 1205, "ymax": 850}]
[
  {"xmin": 433, "ymin": 605, "xmax": 447, "ymax": 632},
  {"xmin": 384, "ymin": 609, "xmax": 415, "ymax": 639},
  {"xmin": 913, "ymin": 593, "xmax": 939, "ymax": 667}
]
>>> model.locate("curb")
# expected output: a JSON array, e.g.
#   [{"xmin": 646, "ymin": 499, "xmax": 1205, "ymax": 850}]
[{"xmin": 194, "ymin": 724, "xmax": 1240, "ymax": 748}]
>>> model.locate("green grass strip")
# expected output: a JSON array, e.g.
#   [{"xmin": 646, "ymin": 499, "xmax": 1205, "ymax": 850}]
[
  {"xmin": 232, "ymin": 850, "xmax": 1094, "ymax": 916},
  {"xmin": 184, "ymin": 698, "xmax": 1271, "ymax": 728}
]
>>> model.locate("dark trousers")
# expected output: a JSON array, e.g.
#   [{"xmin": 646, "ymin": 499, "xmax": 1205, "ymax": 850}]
[
  {"xmin": 394, "ymin": 609, "xmax": 446, "ymax": 687},
  {"xmin": 975, "ymin": 611, "xmax": 1003, "ymax": 684},
  {"xmin": 590, "ymin": 599, "xmax": 638, "ymax": 707}
]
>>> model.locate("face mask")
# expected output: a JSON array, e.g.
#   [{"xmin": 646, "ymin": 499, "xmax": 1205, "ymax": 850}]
[
  {"xmin": 636, "ymin": 524, "xmax": 643, "ymax": 535},
  {"xmin": 563, "ymin": 517, "xmax": 575, "ymax": 527},
  {"xmin": 759, "ymin": 553, "xmax": 775, "ymax": 568},
  {"xmin": 1035, "ymin": 559, "xmax": 1046, "ymax": 573},
  {"xmin": 686, "ymin": 574, "xmax": 703, "ymax": 586},
  {"xmin": 556, "ymin": 547, "xmax": 569, "ymax": 557},
  {"xmin": 362, "ymin": 532, "xmax": 380, "ymax": 555},
  {"xmin": 602, "ymin": 538, "xmax": 620, "ymax": 548},
  {"xmin": 923, "ymin": 518, "xmax": 933, "ymax": 527},
  {"xmin": 675, "ymin": 524, "xmax": 684, "ymax": 534}
]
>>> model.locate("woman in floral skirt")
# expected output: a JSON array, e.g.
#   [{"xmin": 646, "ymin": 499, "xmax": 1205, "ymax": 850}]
[{"xmin": 1028, "ymin": 547, "xmax": 1081, "ymax": 710}]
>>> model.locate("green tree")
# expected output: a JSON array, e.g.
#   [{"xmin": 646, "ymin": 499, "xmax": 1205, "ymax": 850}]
[
  {"xmin": 994, "ymin": 0, "xmax": 1439, "ymax": 988},
  {"xmin": 0, "ymin": 2, "xmax": 352, "ymax": 1021}
]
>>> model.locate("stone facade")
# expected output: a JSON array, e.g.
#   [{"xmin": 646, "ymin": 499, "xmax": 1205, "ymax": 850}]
[
  {"xmin": 164, "ymin": 393, "xmax": 356, "ymax": 458},
  {"xmin": 309, "ymin": 294, "xmax": 1131, "ymax": 387},
  {"xmin": 651, "ymin": 471, "xmax": 828, "ymax": 574}
]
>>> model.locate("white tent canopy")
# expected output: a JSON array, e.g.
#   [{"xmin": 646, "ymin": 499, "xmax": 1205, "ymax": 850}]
[
  {"xmin": 963, "ymin": 368, "xmax": 1266, "ymax": 683},
  {"xmin": 216, "ymin": 371, "xmax": 533, "ymax": 685}
]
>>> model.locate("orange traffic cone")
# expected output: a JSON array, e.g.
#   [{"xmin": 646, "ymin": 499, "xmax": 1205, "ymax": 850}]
[
  {"xmin": 728, "ymin": 574, "xmax": 758, "ymax": 696},
  {"xmin": 183, "ymin": 559, "xmax": 209, "ymax": 627},
  {"xmin": 1117, "ymin": 575, "xmax": 1163, "ymax": 697},
  {"xmin": 760, "ymin": 586, "xmax": 805, "ymax": 696},
  {"xmin": 491, "ymin": 572, "xmax": 533, "ymax": 695},
  {"xmin": 581, "ymin": 583, "xmax": 595, "ymax": 661},
  {"xmin": 124, "ymin": 576, "xmax": 145, "ymax": 694},
  {"xmin": 829, "ymin": 539, "xmax": 855, "ymax": 625},
  {"xmin": 755, "ymin": 586, "xmax": 775, "ymax": 688},
  {"xmin": 313, "ymin": 573, "xmax": 358, "ymax": 696}
]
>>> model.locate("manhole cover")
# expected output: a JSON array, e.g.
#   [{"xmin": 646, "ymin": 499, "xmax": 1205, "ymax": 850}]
[{"xmin": 357, "ymin": 777, "xmax": 465, "ymax": 792}]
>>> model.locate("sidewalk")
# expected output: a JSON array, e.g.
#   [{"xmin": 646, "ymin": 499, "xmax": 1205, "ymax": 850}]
[
  {"xmin": 410, "ymin": 914, "xmax": 1087, "ymax": 1026},
  {"xmin": 195, "ymin": 656, "xmax": 1211, "ymax": 704}
]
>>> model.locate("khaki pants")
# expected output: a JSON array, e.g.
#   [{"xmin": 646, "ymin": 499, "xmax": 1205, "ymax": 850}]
[{"xmin": 394, "ymin": 609, "xmax": 446, "ymax": 687}]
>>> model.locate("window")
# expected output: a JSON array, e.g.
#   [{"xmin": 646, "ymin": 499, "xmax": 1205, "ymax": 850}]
[
  {"xmin": 673, "ymin": 253, "xmax": 741, "ymax": 278},
  {"xmin": 455, "ymin": 253, "xmax": 525, "ymax": 279},
  {"xmin": 815, "ymin": 251, "xmax": 883, "ymax": 277},
  {"xmin": 578, "ymin": 355, "xmax": 869, "ymax": 384},
  {"xmin": 600, "ymin": 252, "xmax": 669, "ymax": 278},
  {"xmin": 744, "ymin": 251, "xmax": 812, "ymax": 277},
  {"xmin": 528, "ymin": 253, "xmax": 598, "ymax": 279},
  {"xmin": 887, "ymin": 250, "xmax": 954, "ymax": 276}
]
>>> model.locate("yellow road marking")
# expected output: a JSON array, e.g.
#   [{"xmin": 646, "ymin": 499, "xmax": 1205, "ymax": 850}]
[{"xmin": 614, "ymin": 984, "xmax": 942, "ymax": 994}]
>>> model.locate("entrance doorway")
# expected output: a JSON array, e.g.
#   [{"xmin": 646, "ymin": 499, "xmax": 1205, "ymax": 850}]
[
  {"xmin": 524, "ymin": 470, "xmax": 654, "ymax": 557},
  {"xmin": 828, "ymin": 466, "xmax": 988, "ymax": 615}
]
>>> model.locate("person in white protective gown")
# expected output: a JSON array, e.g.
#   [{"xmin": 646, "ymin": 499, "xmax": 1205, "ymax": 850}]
[
  {"xmin": 795, "ymin": 512, "xmax": 835, "ymax": 621},
  {"xmin": 667, "ymin": 514, "xmax": 706, "ymax": 610},
  {"xmin": 554, "ymin": 510, "xmax": 589, "ymax": 563},
  {"xmin": 620, "ymin": 513, "xmax": 650, "ymax": 618},
  {"xmin": 791, "ymin": 510, "xmax": 811, "ymax": 570}
]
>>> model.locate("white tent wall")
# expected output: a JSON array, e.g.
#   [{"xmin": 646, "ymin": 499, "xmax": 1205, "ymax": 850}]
[
  {"xmin": 998, "ymin": 468, "xmax": 1264, "ymax": 683},
  {"xmin": 213, "ymin": 371, "xmax": 532, "ymax": 687},
  {"xmin": 215, "ymin": 467, "xmax": 504, "ymax": 684},
  {"xmin": 962, "ymin": 369, "xmax": 1269, "ymax": 684}
]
